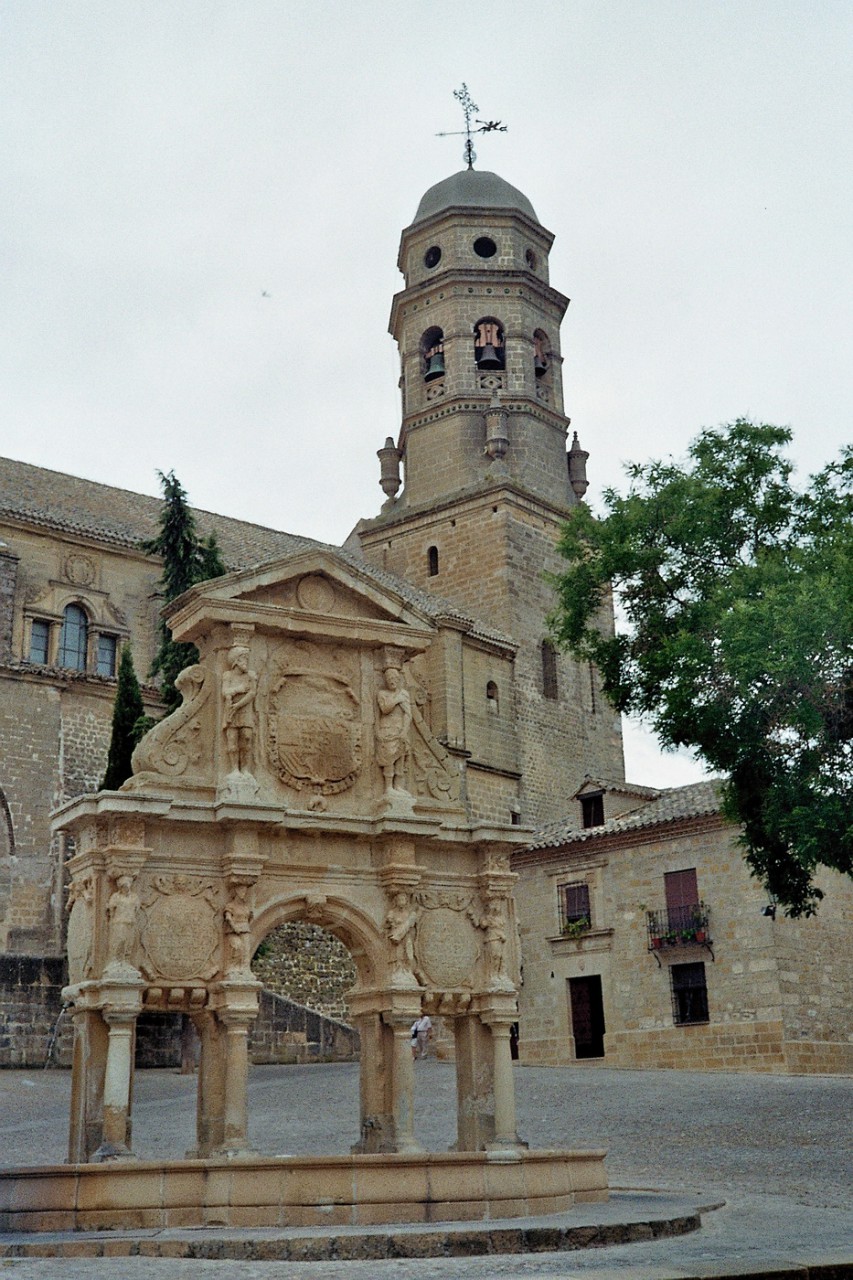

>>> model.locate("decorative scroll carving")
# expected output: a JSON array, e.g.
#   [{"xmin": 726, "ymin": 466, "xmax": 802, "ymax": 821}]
[
  {"xmin": 268, "ymin": 664, "xmax": 361, "ymax": 797},
  {"xmin": 129, "ymin": 665, "xmax": 210, "ymax": 786},
  {"xmin": 139, "ymin": 875, "xmax": 219, "ymax": 982}
]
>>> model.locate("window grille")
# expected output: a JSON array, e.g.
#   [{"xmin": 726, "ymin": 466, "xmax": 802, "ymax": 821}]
[{"xmin": 670, "ymin": 962, "xmax": 709, "ymax": 1025}]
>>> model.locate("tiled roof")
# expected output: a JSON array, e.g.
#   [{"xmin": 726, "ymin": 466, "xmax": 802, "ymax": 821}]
[
  {"xmin": 0, "ymin": 457, "xmax": 513, "ymax": 649},
  {"xmin": 528, "ymin": 779, "xmax": 724, "ymax": 851},
  {"xmin": 575, "ymin": 776, "xmax": 661, "ymax": 800}
]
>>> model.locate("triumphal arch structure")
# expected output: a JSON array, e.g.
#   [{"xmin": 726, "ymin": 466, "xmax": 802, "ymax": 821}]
[{"xmin": 58, "ymin": 549, "xmax": 529, "ymax": 1163}]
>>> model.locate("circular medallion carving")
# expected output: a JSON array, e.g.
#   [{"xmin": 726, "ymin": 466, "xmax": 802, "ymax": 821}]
[
  {"xmin": 64, "ymin": 553, "xmax": 96, "ymax": 586},
  {"xmin": 296, "ymin": 574, "xmax": 336, "ymax": 613},
  {"xmin": 415, "ymin": 908, "xmax": 480, "ymax": 989}
]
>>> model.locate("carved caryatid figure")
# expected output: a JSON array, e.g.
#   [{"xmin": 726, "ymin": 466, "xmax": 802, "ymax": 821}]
[
  {"xmin": 106, "ymin": 874, "xmax": 140, "ymax": 969},
  {"xmin": 384, "ymin": 890, "xmax": 419, "ymax": 977},
  {"xmin": 375, "ymin": 662, "xmax": 412, "ymax": 795},
  {"xmin": 223, "ymin": 882, "xmax": 253, "ymax": 974},
  {"xmin": 469, "ymin": 895, "xmax": 513, "ymax": 990},
  {"xmin": 222, "ymin": 646, "xmax": 258, "ymax": 775}
]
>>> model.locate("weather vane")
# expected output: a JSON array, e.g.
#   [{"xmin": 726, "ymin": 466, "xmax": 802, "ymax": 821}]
[{"xmin": 436, "ymin": 83, "xmax": 507, "ymax": 170}]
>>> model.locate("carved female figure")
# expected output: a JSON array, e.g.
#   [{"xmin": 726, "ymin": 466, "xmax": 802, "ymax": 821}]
[
  {"xmin": 223, "ymin": 882, "xmax": 253, "ymax": 974},
  {"xmin": 106, "ymin": 875, "xmax": 140, "ymax": 967}
]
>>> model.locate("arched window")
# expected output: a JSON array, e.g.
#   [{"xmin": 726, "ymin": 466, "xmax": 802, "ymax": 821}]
[
  {"xmin": 59, "ymin": 604, "xmax": 88, "ymax": 670},
  {"xmin": 427, "ymin": 545, "xmax": 439, "ymax": 577},
  {"xmin": 421, "ymin": 326, "xmax": 445, "ymax": 382},
  {"xmin": 541, "ymin": 639, "xmax": 558, "ymax": 700},
  {"xmin": 533, "ymin": 329, "xmax": 549, "ymax": 379},
  {"xmin": 474, "ymin": 317, "xmax": 505, "ymax": 370},
  {"xmin": 486, "ymin": 680, "xmax": 499, "ymax": 715}
]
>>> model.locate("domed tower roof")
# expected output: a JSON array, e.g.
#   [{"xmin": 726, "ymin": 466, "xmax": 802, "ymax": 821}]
[{"xmin": 412, "ymin": 169, "xmax": 539, "ymax": 225}]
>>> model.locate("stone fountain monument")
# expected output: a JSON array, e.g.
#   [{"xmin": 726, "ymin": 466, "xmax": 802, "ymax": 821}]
[{"xmin": 4, "ymin": 550, "xmax": 607, "ymax": 1231}]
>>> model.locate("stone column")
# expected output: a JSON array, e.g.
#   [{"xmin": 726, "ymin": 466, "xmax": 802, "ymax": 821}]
[
  {"xmin": 67, "ymin": 1008, "xmax": 108, "ymax": 1163},
  {"xmin": 191, "ymin": 1011, "xmax": 226, "ymax": 1157},
  {"xmin": 486, "ymin": 1019, "xmax": 523, "ymax": 1153},
  {"xmin": 386, "ymin": 1016, "xmax": 422, "ymax": 1153},
  {"xmin": 453, "ymin": 1013, "xmax": 495, "ymax": 1150},
  {"xmin": 351, "ymin": 1011, "xmax": 395, "ymax": 1153},
  {"xmin": 216, "ymin": 1012, "xmax": 254, "ymax": 1155},
  {"xmin": 94, "ymin": 1011, "xmax": 137, "ymax": 1160}
]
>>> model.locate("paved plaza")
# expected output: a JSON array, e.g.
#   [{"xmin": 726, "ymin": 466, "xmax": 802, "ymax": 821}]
[{"xmin": 0, "ymin": 1060, "xmax": 850, "ymax": 1277}]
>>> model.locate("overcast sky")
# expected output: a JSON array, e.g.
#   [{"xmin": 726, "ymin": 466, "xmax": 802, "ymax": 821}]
[{"xmin": 2, "ymin": 1, "xmax": 851, "ymax": 787}]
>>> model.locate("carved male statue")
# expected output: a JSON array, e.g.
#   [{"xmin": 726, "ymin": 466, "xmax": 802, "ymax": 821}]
[
  {"xmin": 222, "ymin": 646, "xmax": 258, "ymax": 775},
  {"xmin": 223, "ymin": 882, "xmax": 253, "ymax": 973},
  {"xmin": 106, "ymin": 874, "xmax": 140, "ymax": 967},
  {"xmin": 375, "ymin": 663, "xmax": 412, "ymax": 794},
  {"xmin": 384, "ymin": 890, "xmax": 418, "ymax": 975}
]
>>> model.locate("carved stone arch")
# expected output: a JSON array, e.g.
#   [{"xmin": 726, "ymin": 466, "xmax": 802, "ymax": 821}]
[{"xmin": 250, "ymin": 893, "xmax": 385, "ymax": 991}]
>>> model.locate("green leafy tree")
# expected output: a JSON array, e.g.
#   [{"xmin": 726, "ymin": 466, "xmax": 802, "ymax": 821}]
[
  {"xmin": 550, "ymin": 420, "xmax": 852, "ymax": 916},
  {"xmin": 142, "ymin": 471, "xmax": 226, "ymax": 712},
  {"xmin": 101, "ymin": 644, "xmax": 145, "ymax": 790}
]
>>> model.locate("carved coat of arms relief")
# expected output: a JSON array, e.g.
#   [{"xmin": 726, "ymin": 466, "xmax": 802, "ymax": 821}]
[{"xmin": 267, "ymin": 650, "xmax": 363, "ymax": 798}]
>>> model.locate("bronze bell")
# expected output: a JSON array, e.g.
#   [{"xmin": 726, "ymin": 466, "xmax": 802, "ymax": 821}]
[
  {"xmin": 534, "ymin": 353, "xmax": 548, "ymax": 377},
  {"xmin": 476, "ymin": 343, "xmax": 503, "ymax": 370},
  {"xmin": 424, "ymin": 350, "xmax": 446, "ymax": 381}
]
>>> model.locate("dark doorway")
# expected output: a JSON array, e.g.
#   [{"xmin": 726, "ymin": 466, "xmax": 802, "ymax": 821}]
[{"xmin": 568, "ymin": 975, "xmax": 605, "ymax": 1059}]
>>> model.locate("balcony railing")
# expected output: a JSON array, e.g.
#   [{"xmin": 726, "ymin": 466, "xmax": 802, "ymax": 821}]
[{"xmin": 647, "ymin": 903, "xmax": 711, "ymax": 951}]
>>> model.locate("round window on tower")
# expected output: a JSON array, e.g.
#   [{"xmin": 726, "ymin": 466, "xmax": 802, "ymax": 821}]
[
  {"xmin": 424, "ymin": 245, "xmax": 442, "ymax": 269},
  {"xmin": 473, "ymin": 236, "xmax": 497, "ymax": 259}
]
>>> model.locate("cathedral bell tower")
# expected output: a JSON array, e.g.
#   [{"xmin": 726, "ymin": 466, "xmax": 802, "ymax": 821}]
[{"xmin": 350, "ymin": 168, "xmax": 624, "ymax": 826}]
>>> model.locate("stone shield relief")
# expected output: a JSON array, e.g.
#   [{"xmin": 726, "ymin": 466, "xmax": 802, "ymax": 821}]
[
  {"xmin": 140, "ymin": 876, "xmax": 220, "ymax": 982},
  {"xmin": 267, "ymin": 670, "xmax": 362, "ymax": 796},
  {"xmin": 414, "ymin": 899, "xmax": 479, "ymax": 990}
]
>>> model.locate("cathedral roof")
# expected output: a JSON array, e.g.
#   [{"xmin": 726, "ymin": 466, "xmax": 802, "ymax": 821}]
[
  {"xmin": 526, "ymin": 779, "xmax": 724, "ymax": 852},
  {"xmin": 0, "ymin": 456, "xmax": 514, "ymax": 650},
  {"xmin": 412, "ymin": 169, "xmax": 539, "ymax": 225}
]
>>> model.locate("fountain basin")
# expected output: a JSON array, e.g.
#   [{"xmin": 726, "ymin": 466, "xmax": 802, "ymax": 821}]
[{"xmin": 0, "ymin": 1148, "xmax": 607, "ymax": 1232}]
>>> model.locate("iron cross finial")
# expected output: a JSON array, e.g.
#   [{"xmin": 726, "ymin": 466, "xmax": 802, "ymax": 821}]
[{"xmin": 436, "ymin": 83, "xmax": 507, "ymax": 170}]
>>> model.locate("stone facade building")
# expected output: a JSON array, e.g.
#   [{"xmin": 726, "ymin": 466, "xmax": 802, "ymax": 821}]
[{"xmin": 1, "ymin": 166, "xmax": 850, "ymax": 1074}]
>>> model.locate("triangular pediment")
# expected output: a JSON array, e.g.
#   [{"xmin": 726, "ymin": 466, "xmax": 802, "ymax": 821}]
[{"xmin": 167, "ymin": 548, "xmax": 436, "ymax": 645}]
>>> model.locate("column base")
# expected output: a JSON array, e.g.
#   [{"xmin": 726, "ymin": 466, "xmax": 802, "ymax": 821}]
[{"xmin": 91, "ymin": 1142, "xmax": 137, "ymax": 1163}]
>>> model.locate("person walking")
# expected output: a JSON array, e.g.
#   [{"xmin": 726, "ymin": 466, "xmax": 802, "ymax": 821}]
[{"xmin": 411, "ymin": 1013, "xmax": 432, "ymax": 1059}]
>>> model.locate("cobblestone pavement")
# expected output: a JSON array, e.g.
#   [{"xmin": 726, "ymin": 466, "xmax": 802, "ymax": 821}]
[{"xmin": 1, "ymin": 1061, "xmax": 850, "ymax": 1278}]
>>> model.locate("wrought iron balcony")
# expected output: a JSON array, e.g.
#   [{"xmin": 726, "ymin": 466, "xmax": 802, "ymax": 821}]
[{"xmin": 647, "ymin": 903, "xmax": 711, "ymax": 952}]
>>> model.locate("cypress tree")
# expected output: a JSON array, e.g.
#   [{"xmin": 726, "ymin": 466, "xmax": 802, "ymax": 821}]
[
  {"xmin": 142, "ymin": 471, "xmax": 226, "ymax": 712},
  {"xmin": 102, "ymin": 644, "xmax": 145, "ymax": 790}
]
